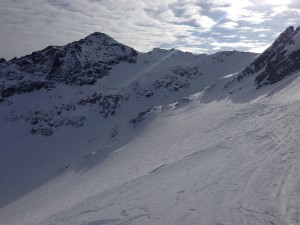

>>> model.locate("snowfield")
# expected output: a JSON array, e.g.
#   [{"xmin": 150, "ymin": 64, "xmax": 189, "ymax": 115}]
[{"xmin": 1, "ymin": 72, "xmax": 300, "ymax": 225}]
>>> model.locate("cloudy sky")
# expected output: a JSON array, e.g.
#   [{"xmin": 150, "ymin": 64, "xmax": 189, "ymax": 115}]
[{"xmin": 1, "ymin": 0, "xmax": 300, "ymax": 59}]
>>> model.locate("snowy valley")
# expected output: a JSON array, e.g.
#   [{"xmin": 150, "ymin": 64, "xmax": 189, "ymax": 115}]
[{"xmin": 0, "ymin": 26, "xmax": 300, "ymax": 225}]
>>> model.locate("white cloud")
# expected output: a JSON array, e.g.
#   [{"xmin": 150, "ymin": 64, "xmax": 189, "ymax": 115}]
[
  {"xmin": 263, "ymin": 0, "xmax": 291, "ymax": 5},
  {"xmin": 210, "ymin": 41, "xmax": 263, "ymax": 48},
  {"xmin": 175, "ymin": 2, "xmax": 217, "ymax": 30},
  {"xmin": 209, "ymin": 1, "xmax": 268, "ymax": 25},
  {"xmin": 181, "ymin": 4, "xmax": 202, "ymax": 17},
  {"xmin": 291, "ymin": 9, "xmax": 300, "ymax": 14},
  {"xmin": 252, "ymin": 28, "xmax": 271, "ymax": 32},
  {"xmin": 221, "ymin": 35, "xmax": 237, "ymax": 38},
  {"xmin": 259, "ymin": 34, "xmax": 267, "ymax": 37},
  {"xmin": 218, "ymin": 22, "xmax": 238, "ymax": 30},
  {"xmin": 193, "ymin": 15, "xmax": 217, "ymax": 30},
  {"xmin": 209, "ymin": 0, "xmax": 253, "ymax": 8},
  {"xmin": 238, "ymin": 27, "xmax": 253, "ymax": 31},
  {"xmin": 272, "ymin": 5, "xmax": 289, "ymax": 15}
]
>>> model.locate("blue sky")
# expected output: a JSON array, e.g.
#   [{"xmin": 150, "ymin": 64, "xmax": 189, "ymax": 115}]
[{"xmin": 1, "ymin": 0, "xmax": 300, "ymax": 59}]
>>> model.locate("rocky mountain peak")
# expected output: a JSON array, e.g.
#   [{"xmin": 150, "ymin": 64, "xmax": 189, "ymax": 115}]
[
  {"xmin": 87, "ymin": 31, "xmax": 111, "ymax": 38},
  {"xmin": 78, "ymin": 32, "xmax": 119, "ymax": 46},
  {"xmin": 0, "ymin": 32, "xmax": 138, "ymax": 101},
  {"xmin": 272, "ymin": 26, "xmax": 297, "ymax": 47},
  {"xmin": 238, "ymin": 25, "xmax": 300, "ymax": 87}
]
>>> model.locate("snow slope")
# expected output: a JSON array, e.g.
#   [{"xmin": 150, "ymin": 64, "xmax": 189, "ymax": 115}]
[{"xmin": 1, "ymin": 71, "xmax": 300, "ymax": 225}]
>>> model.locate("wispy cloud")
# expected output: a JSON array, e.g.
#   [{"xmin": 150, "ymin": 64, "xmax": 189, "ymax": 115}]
[
  {"xmin": 218, "ymin": 22, "xmax": 239, "ymax": 30},
  {"xmin": 0, "ymin": 0, "xmax": 299, "ymax": 59}
]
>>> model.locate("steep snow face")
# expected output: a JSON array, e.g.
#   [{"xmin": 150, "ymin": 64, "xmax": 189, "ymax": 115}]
[{"xmin": 238, "ymin": 26, "xmax": 300, "ymax": 87}]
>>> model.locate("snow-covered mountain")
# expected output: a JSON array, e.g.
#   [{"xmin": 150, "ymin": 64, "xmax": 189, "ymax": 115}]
[
  {"xmin": 0, "ymin": 33, "xmax": 256, "ymax": 136},
  {"xmin": 0, "ymin": 26, "xmax": 300, "ymax": 225}
]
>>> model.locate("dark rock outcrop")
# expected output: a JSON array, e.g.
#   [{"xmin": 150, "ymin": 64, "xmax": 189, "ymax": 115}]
[
  {"xmin": 0, "ymin": 58, "xmax": 6, "ymax": 64},
  {"xmin": 78, "ymin": 93, "xmax": 126, "ymax": 117},
  {"xmin": 238, "ymin": 26, "xmax": 300, "ymax": 87},
  {"xmin": 1, "ymin": 81, "xmax": 51, "ymax": 99}
]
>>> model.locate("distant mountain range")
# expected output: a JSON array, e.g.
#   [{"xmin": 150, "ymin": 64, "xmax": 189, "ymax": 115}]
[{"xmin": 1, "ymin": 26, "xmax": 299, "ymax": 136}]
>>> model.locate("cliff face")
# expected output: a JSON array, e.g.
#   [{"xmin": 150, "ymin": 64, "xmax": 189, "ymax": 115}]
[{"xmin": 239, "ymin": 26, "xmax": 300, "ymax": 87}]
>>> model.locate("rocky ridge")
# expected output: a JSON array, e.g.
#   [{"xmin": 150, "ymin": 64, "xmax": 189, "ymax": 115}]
[
  {"xmin": 0, "ymin": 32, "xmax": 137, "ymax": 102},
  {"xmin": 238, "ymin": 26, "xmax": 300, "ymax": 87}
]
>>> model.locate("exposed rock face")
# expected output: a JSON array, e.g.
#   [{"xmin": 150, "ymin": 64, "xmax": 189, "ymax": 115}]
[
  {"xmin": 0, "ymin": 32, "xmax": 137, "ymax": 100},
  {"xmin": 1, "ymin": 81, "xmax": 52, "ymax": 100},
  {"xmin": 130, "ymin": 108, "xmax": 157, "ymax": 127},
  {"xmin": 239, "ymin": 26, "xmax": 300, "ymax": 87},
  {"xmin": 7, "ymin": 103, "xmax": 86, "ymax": 136},
  {"xmin": 78, "ymin": 93, "xmax": 126, "ymax": 118},
  {"xmin": 0, "ymin": 32, "xmax": 140, "ymax": 135}
]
